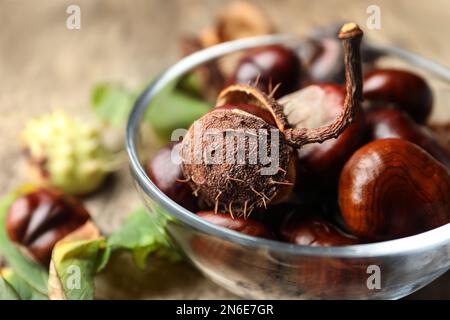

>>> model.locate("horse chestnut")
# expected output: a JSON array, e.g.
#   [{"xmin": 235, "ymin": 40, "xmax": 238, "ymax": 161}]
[
  {"xmin": 228, "ymin": 45, "xmax": 302, "ymax": 99},
  {"xmin": 363, "ymin": 69, "xmax": 433, "ymax": 123},
  {"xmin": 145, "ymin": 143, "xmax": 198, "ymax": 212},
  {"xmin": 302, "ymin": 38, "xmax": 345, "ymax": 84},
  {"xmin": 197, "ymin": 211, "xmax": 273, "ymax": 238},
  {"xmin": 280, "ymin": 84, "xmax": 364, "ymax": 181},
  {"xmin": 366, "ymin": 107, "xmax": 450, "ymax": 169},
  {"xmin": 6, "ymin": 188, "xmax": 90, "ymax": 265},
  {"xmin": 279, "ymin": 214, "xmax": 359, "ymax": 246},
  {"xmin": 339, "ymin": 138, "xmax": 450, "ymax": 241}
]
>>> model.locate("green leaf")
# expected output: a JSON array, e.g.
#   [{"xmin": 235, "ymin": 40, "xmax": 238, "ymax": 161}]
[
  {"xmin": 0, "ymin": 274, "xmax": 19, "ymax": 300},
  {"xmin": 145, "ymin": 86, "xmax": 211, "ymax": 141},
  {"xmin": 91, "ymin": 83, "xmax": 137, "ymax": 127},
  {"xmin": 90, "ymin": 81, "xmax": 210, "ymax": 143},
  {"xmin": 176, "ymin": 72, "xmax": 204, "ymax": 98},
  {"xmin": 0, "ymin": 194, "xmax": 49, "ymax": 295},
  {"xmin": 95, "ymin": 246, "xmax": 111, "ymax": 272},
  {"xmin": 107, "ymin": 206, "xmax": 181, "ymax": 269},
  {"xmin": 49, "ymin": 237, "xmax": 107, "ymax": 300},
  {"xmin": 48, "ymin": 222, "xmax": 107, "ymax": 300},
  {"xmin": 1, "ymin": 268, "xmax": 48, "ymax": 300}
]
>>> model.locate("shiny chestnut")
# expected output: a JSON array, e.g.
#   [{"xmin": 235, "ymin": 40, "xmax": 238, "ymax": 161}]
[
  {"xmin": 301, "ymin": 38, "xmax": 345, "ymax": 84},
  {"xmin": 366, "ymin": 107, "xmax": 450, "ymax": 169},
  {"xmin": 6, "ymin": 188, "xmax": 90, "ymax": 265},
  {"xmin": 339, "ymin": 138, "xmax": 450, "ymax": 241},
  {"xmin": 228, "ymin": 45, "xmax": 302, "ymax": 99},
  {"xmin": 363, "ymin": 69, "xmax": 433, "ymax": 123},
  {"xmin": 197, "ymin": 211, "xmax": 273, "ymax": 238},
  {"xmin": 279, "ymin": 214, "xmax": 358, "ymax": 246},
  {"xmin": 145, "ymin": 142, "xmax": 198, "ymax": 212},
  {"xmin": 281, "ymin": 84, "xmax": 364, "ymax": 182}
]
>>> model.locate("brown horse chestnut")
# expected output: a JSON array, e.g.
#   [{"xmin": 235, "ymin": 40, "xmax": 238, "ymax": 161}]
[
  {"xmin": 300, "ymin": 38, "xmax": 345, "ymax": 84},
  {"xmin": 6, "ymin": 188, "xmax": 90, "ymax": 265},
  {"xmin": 197, "ymin": 211, "xmax": 273, "ymax": 238},
  {"xmin": 228, "ymin": 45, "xmax": 302, "ymax": 99},
  {"xmin": 145, "ymin": 143, "xmax": 198, "ymax": 212},
  {"xmin": 192, "ymin": 211, "xmax": 276, "ymax": 290},
  {"xmin": 363, "ymin": 69, "xmax": 433, "ymax": 123},
  {"xmin": 339, "ymin": 138, "xmax": 450, "ymax": 241},
  {"xmin": 366, "ymin": 107, "xmax": 450, "ymax": 169},
  {"xmin": 279, "ymin": 214, "xmax": 359, "ymax": 246},
  {"xmin": 295, "ymin": 22, "xmax": 381, "ymax": 85},
  {"xmin": 280, "ymin": 84, "xmax": 364, "ymax": 181}
]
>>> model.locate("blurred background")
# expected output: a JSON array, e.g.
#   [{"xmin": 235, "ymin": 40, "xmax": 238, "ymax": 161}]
[{"xmin": 0, "ymin": 0, "xmax": 449, "ymax": 299}]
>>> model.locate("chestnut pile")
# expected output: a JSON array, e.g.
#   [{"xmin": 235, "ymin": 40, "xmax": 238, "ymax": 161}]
[{"xmin": 147, "ymin": 23, "xmax": 450, "ymax": 246}]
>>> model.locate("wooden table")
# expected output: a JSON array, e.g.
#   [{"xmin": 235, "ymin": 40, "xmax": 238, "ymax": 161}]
[{"xmin": 0, "ymin": 0, "xmax": 449, "ymax": 299}]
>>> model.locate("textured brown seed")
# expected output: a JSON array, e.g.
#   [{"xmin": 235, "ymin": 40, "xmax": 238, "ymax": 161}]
[
  {"xmin": 339, "ymin": 138, "xmax": 450, "ymax": 240},
  {"xmin": 363, "ymin": 69, "xmax": 433, "ymax": 123},
  {"xmin": 281, "ymin": 83, "xmax": 364, "ymax": 181},
  {"xmin": 228, "ymin": 45, "xmax": 302, "ymax": 99},
  {"xmin": 366, "ymin": 107, "xmax": 450, "ymax": 169},
  {"xmin": 197, "ymin": 211, "xmax": 273, "ymax": 238},
  {"xmin": 279, "ymin": 214, "xmax": 359, "ymax": 246},
  {"xmin": 145, "ymin": 143, "xmax": 198, "ymax": 212},
  {"xmin": 6, "ymin": 188, "xmax": 90, "ymax": 265}
]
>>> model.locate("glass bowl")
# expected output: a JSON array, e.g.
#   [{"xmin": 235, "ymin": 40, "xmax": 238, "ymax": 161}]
[{"xmin": 126, "ymin": 35, "xmax": 450, "ymax": 299}]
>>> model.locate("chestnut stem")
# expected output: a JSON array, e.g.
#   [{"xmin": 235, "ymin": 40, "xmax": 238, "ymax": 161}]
[{"xmin": 284, "ymin": 23, "xmax": 363, "ymax": 148}]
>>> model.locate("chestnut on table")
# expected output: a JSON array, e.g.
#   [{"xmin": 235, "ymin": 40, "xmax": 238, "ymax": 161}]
[{"xmin": 6, "ymin": 188, "xmax": 91, "ymax": 265}]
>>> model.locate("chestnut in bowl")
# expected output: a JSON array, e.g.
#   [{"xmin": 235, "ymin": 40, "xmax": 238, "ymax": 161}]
[
  {"xmin": 279, "ymin": 214, "xmax": 359, "ymax": 246},
  {"xmin": 145, "ymin": 142, "xmax": 198, "ymax": 212},
  {"xmin": 127, "ymin": 30, "xmax": 450, "ymax": 299},
  {"xmin": 339, "ymin": 138, "xmax": 450, "ymax": 241},
  {"xmin": 365, "ymin": 107, "xmax": 450, "ymax": 169},
  {"xmin": 280, "ymin": 84, "xmax": 364, "ymax": 183},
  {"xmin": 228, "ymin": 45, "xmax": 302, "ymax": 99},
  {"xmin": 363, "ymin": 68, "xmax": 433, "ymax": 123},
  {"xmin": 298, "ymin": 38, "xmax": 345, "ymax": 84},
  {"xmin": 197, "ymin": 211, "xmax": 273, "ymax": 239}
]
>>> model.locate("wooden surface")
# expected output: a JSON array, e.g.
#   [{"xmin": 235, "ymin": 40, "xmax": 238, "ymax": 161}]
[{"xmin": 0, "ymin": 0, "xmax": 449, "ymax": 299}]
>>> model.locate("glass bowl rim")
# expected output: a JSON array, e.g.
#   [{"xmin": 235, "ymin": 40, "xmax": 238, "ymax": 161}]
[{"xmin": 126, "ymin": 34, "xmax": 450, "ymax": 258}]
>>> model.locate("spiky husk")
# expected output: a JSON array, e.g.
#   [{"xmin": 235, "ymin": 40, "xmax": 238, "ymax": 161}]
[
  {"xmin": 21, "ymin": 111, "xmax": 111, "ymax": 195},
  {"xmin": 181, "ymin": 107, "xmax": 293, "ymax": 217}
]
